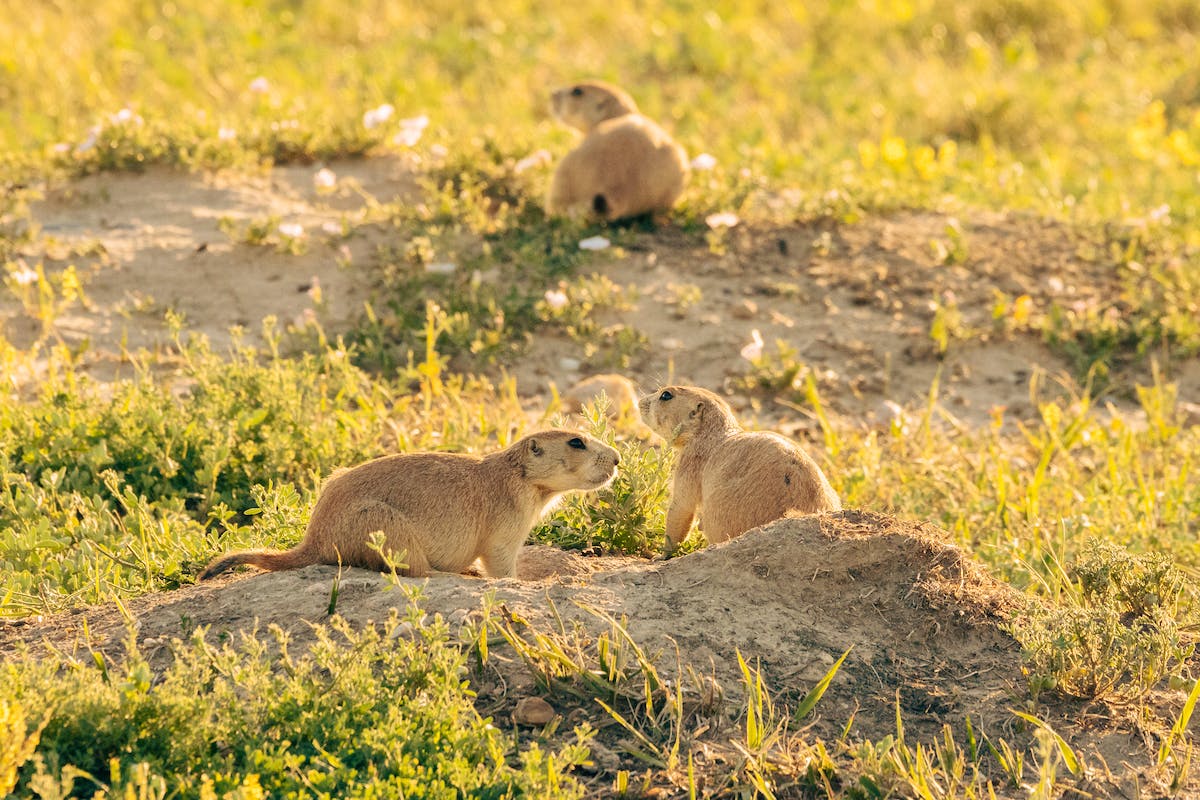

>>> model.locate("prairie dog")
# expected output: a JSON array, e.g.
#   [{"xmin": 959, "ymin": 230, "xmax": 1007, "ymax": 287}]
[
  {"xmin": 561, "ymin": 373, "xmax": 641, "ymax": 424},
  {"xmin": 638, "ymin": 386, "xmax": 840, "ymax": 554},
  {"xmin": 199, "ymin": 430, "xmax": 620, "ymax": 580},
  {"xmin": 547, "ymin": 81, "xmax": 688, "ymax": 221}
]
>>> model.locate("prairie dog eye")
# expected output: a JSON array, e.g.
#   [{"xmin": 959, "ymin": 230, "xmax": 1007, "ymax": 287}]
[
  {"xmin": 570, "ymin": 86, "xmax": 583, "ymax": 97},
  {"xmin": 567, "ymin": 437, "xmax": 586, "ymax": 450},
  {"xmin": 659, "ymin": 390, "xmax": 674, "ymax": 401}
]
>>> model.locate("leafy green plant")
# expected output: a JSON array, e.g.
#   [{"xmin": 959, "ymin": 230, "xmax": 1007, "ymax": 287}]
[
  {"xmin": 4, "ymin": 603, "xmax": 589, "ymax": 799},
  {"xmin": 532, "ymin": 403, "xmax": 672, "ymax": 557},
  {"xmin": 1009, "ymin": 540, "xmax": 1196, "ymax": 702},
  {"xmin": 1072, "ymin": 538, "xmax": 1196, "ymax": 620}
]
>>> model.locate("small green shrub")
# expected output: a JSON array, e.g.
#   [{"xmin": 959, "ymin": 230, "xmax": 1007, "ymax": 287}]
[
  {"xmin": 1010, "ymin": 540, "xmax": 1197, "ymax": 702},
  {"xmin": 1072, "ymin": 538, "xmax": 1196, "ymax": 620},
  {"xmin": 532, "ymin": 405, "xmax": 673, "ymax": 557}
]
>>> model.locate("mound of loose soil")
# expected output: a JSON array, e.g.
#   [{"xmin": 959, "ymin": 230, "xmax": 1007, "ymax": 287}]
[{"xmin": 3, "ymin": 511, "xmax": 1022, "ymax": 739}]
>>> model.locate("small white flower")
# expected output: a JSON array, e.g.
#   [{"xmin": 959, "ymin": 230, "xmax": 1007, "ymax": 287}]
[
  {"xmin": 76, "ymin": 126, "xmax": 100, "ymax": 154},
  {"xmin": 428, "ymin": 143, "xmax": 448, "ymax": 158},
  {"xmin": 425, "ymin": 262, "xmax": 457, "ymax": 274},
  {"xmin": 313, "ymin": 168, "xmax": 337, "ymax": 190},
  {"xmin": 705, "ymin": 212, "xmax": 739, "ymax": 229},
  {"xmin": 52, "ymin": 143, "xmax": 70, "ymax": 154},
  {"xmin": 11, "ymin": 265, "xmax": 38, "ymax": 286},
  {"xmin": 363, "ymin": 103, "xmax": 395, "ymax": 130},
  {"xmin": 248, "ymin": 76, "xmax": 270, "ymax": 94},
  {"xmin": 278, "ymin": 222, "xmax": 305, "ymax": 238},
  {"xmin": 111, "ymin": 108, "xmax": 141, "ymax": 125},
  {"xmin": 1047, "ymin": 276, "xmax": 1064, "ymax": 293},
  {"xmin": 578, "ymin": 235, "xmax": 610, "ymax": 251},
  {"xmin": 544, "ymin": 289, "xmax": 569, "ymax": 310},
  {"xmin": 320, "ymin": 220, "xmax": 342, "ymax": 235},
  {"xmin": 392, "ymin": 115, "xmax": 428, "ymax": 146},
  {"xmin": 1149, "ymin": 204, "xmax": 1171, "ymax": 224},
  {"xmin": 393, "ymin": 129, "xmax": 422, "ymax": 147},
  {"xmin": 739, "ymin": 329, "xmax": 764, "ymax": 362},
  {"xmin": 690, "ymin": 152, "xmax": 717, "ymax": 170},
  {"xmin": 218, "ymin": 127, "xmax": 237, "ymax": 141},
  {"xmin": 514, "ymin": 149, "xmax": 552, "ymax": 173}
]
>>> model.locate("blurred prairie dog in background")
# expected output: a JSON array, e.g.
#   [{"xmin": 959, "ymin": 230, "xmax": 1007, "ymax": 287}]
[
  {"xmin": 547, "ymin": 80, "xmax": 688, "ymax": 221},
  {"xmin": 560, "ymin": 373, "xmax": 642, "ymax": 425}
]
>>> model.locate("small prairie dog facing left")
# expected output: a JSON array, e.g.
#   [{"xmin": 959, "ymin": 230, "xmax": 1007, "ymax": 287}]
[
  {"xmin": 548, "ymin": 81, "xmax": 688, "ymax": 221},
  {"xmin": 639, "ymin": 385, "xmax": 841, "ymax": 554},
  {"xmin": 199, "ymin": 430, "xmax": 620, "ymax": 581},
  {"xmin": 561, "ymin": 373, "xmax": 641, "ymax": 424}
]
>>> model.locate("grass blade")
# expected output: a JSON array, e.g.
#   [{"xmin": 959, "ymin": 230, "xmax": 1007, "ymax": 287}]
[
  {"xmin": 795, "ymin": 647, "xmax": 852, "ymax": 721},
  {"xmin": 1012, "ymin": 710, "xmax": 1079, "ymax": 775}
]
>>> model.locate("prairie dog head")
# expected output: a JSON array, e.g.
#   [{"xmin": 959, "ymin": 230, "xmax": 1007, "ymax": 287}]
[
  {"xmin": 517, "ymin": 429, "xmax": 620, "ymax": 492},
  {"xmin": 638, "ymin": 385, "xmax": 738, "ymax": 447},
  {"xmin": 550, "ymin": 81, "xmax": 639, "ymax": 132}
]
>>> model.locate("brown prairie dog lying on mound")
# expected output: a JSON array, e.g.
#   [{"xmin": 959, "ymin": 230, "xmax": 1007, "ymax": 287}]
[
  {"xmin": 639, "ymin": 385, "xmax": 841, "ymax": 554},
  {"xmin": 199, "ymin": 430, "xmax": 620, "ymax": 580},
  {"xmin": 547, "ymin": 81, "xmax": 689, "ymax": 221},
  {"xmin": 561, "ymin": 373, "xmax": 641, "ymax": 424}
]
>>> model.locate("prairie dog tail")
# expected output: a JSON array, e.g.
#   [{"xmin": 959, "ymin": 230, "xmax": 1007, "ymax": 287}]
[{"xmin": 198, "ymin": 547, "xmax": 313, "ymax": 580}]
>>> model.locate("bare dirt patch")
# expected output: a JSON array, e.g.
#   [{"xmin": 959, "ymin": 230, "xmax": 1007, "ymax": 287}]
[
  {"xmin": 516, "ymin": 210, "xmax": 1147, "ymax": 430},
  {"xmin": 4, "ymin": 158, "xmax": 417, "ymax": 385}
]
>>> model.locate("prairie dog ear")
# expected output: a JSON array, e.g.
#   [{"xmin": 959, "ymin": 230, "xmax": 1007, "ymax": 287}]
[
  {"xmin": 689, "ymin": 401, "xmax": 704, "ymax": 420},
  {"xmin": 530, "ymin": 438, "xmax": 543, "ymax": 456}
]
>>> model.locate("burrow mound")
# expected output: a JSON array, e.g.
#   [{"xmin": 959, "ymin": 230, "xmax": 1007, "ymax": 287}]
[{"xmin": 1, "ymin": 510, "xmax": 1026, "ymax": 743}]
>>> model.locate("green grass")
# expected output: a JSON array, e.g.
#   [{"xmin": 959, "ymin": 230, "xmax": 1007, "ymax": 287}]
[
  {"xmin": 3, "ymin": 599, "xmax": 589, "ymax": 799},
  {"xmin": 3, "ymin": 0, "xmax": 1200, "ymax": 796}
]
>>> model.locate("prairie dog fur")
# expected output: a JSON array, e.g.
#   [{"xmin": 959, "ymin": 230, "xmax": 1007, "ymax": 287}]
[
  {"xmin": 199, "ymin": 430, "xmax": 620, "ymax": 580},
  {"xmin": 561, "ymin": 373, "xmax": 641, "ymax": 424},
  {"xmin": 547, "ymin": 81, "xmax": 688, "ymax": 221},
  {"xmin": 638, "ymin": 386, "xmax": 840, "ymax": 553}
]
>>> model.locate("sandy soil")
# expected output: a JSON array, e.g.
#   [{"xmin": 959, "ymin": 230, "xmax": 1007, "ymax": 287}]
[{"xmin": 8, "ymin": 158, "xmax": 1195, "ymax": 425}]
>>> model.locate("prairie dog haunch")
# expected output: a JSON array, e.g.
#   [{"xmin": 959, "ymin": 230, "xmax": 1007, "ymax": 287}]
[
  {"xmin": 639, "ymin": 385, "xmax": 840, "ymax": 553},
  {"xmin": 547, "ymin": 80, "xmax": 688, "ymax": 221}
]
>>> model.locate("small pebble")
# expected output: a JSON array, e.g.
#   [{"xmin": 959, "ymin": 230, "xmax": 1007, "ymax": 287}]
[
  {"xmin": 513, "ymin": 696, "xmax": 556, "ymax": 726},
  {"xmin": 730, "ymin": 299, "xmax": 758, "ymax": 320}
]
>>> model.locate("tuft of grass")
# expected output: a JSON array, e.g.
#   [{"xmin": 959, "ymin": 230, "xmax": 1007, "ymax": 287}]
[{"xmin": 1008, "ymin": 540, "xmax": 1197, "ymax": 703}]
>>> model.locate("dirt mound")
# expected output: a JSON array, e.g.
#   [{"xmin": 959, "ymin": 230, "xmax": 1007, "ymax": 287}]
[{"xmin": 1, "ymin": 510, "xmax": 1025, "ymax": 743}]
